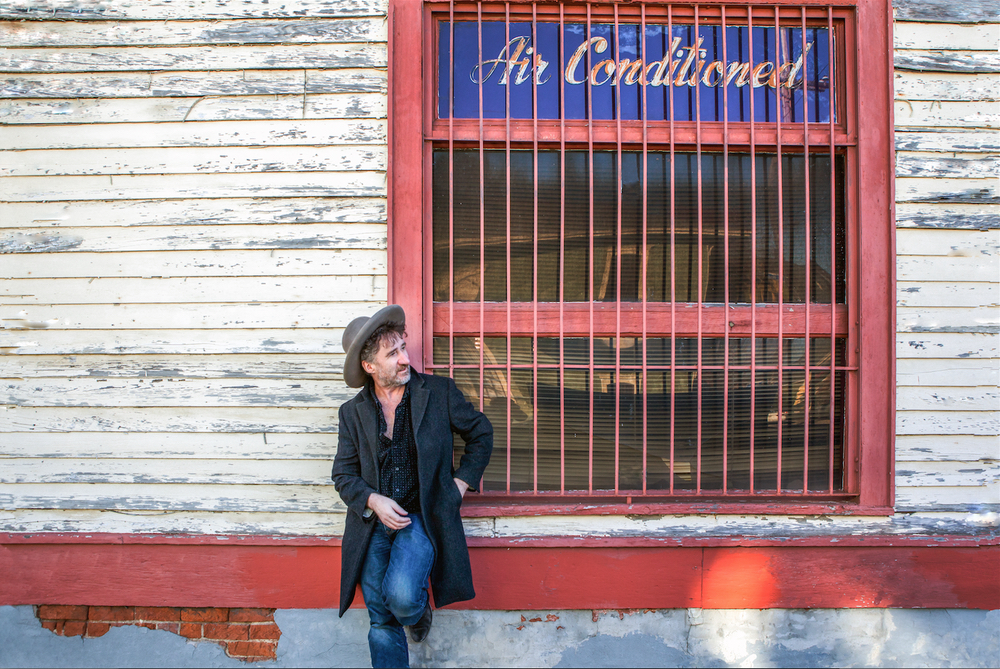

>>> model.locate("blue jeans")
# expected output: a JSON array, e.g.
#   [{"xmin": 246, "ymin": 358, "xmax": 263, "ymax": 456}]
[{"xmin": 360, "ymin": 513, "xmax": 435, "ymax": 669}]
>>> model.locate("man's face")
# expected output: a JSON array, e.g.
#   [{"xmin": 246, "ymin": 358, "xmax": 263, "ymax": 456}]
[{"xmin": 362, "ymin": 334, "xmax": 410, "ymax": 389}]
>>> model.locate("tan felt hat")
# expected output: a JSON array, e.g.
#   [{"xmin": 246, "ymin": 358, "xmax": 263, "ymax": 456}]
[{"xmin": 341, "ymin": 304, "xmax": 406, "ymax": 388}]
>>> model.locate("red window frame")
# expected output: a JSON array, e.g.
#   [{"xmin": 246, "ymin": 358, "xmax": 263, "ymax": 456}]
[{"xmin": 388, "ymin": 0, "xmax": 894, "ymax": 514}]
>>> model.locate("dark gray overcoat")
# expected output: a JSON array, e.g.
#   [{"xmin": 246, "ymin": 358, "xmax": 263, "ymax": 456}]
[{"xmin": 332, "ymin": 369, "xmax": 493, "ymax": 617}]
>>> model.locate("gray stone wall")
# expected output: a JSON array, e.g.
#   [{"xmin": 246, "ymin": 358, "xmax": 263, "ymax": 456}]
[{"xmin": 3, "ymin": 605, "xmax": 997, "ymax": 668}]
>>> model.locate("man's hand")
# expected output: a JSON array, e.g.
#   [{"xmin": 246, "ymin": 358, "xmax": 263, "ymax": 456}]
[
  {"xmin": 454, "ymin": 478, "xmax": 469, "ymax": 498},
  {"xmin": 366, "ymin": 493, "xmax": 411, "ymax": 529}
]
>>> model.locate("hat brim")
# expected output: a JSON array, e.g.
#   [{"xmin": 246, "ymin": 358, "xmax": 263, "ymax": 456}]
[{"xmin": 343, "ymin": 304, "xmax": 406, "ymax": 388}]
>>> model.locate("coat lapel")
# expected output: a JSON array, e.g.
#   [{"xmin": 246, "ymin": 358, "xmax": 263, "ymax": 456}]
[
  {"xmin": 357, "ymin": 384, "xmax": 380, "ymax": 478},
  {"xmin": 409, "ymin": 368, "xmax": 430, "ymax": 442}
]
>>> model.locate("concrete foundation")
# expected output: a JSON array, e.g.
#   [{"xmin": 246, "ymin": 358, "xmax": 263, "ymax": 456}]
[{"xmin": 2, "ymin": 605, "xmax": 997, "ymax": 668}]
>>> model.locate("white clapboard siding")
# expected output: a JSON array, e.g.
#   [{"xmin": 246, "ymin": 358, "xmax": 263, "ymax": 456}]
[
  {"xmin": 0, "ymin": 432, "xmax": 336, "ymax": 459},
  {"xmin": 896, "ymin": 461, "xmax": 999, "ymax": 488},
  {"xmin": 0, "ymin": 329, "xmax": 349, "ymax": 355},
  {"xmin": 896, "ymin": 203, "xmax": 999, "ymax": 230},
  {"xmin": 897, "ymin": 282, "xmax": 999, "ymax": 308},
  {"xmin": 0, "ymin": 93, "xmax": 388, "ymax": 124},
  {"xmin": 897, "ymin": 256, "xmax": 999, "ymax": 282},
  {"xmin": 0, "ymin": 224, "xmax": 387, "ymax": 254},
  {"xmin": 894, "ymin": 71, "xmax": 1000, "ymax": 101},
  {"xmin": 0, "ymin": 483, "xmax": 344, "ymax": 514},
  {"xmin": 0, "ymin": 198, "xmax": 387, "ymax": 228},
  {"xmin": 0, "ymin": 355, "xmax": 346, "ymax": 380},
  {"xmin": 894, "ymin": 50, "xmax": 1000, "ymax": 74},
  {"xmin": 898, "ymin": 358, "xmax": 1000, "ymax": 387},
  {"xmin": 896, "ymin": 131, "xmax": 1000, "ymax": 153},
  {"xmin": 896, "ymin": 229, "xmax": 1000, "ymax": 255},
  {"xmin": 896, "ymin": 435, "xmax": 1000, "ymax": 462},
  {"xmin": 896, "ymin": 386, "xmax": 999, "ymax": 412},
  {"xmin": 1, "ymin": 275, "xmax": 387, "ymax": 304},
  {"xmin": 895, "ymin": 484, "xmax": 1000, "ymax": 512},
  {"xmin": 0, "ymin": 304, "xmax": 366, "ymax": 332},
  {"xmin": 894, "ymin": 23, "xmax": 1000, "ymax": 50},
  {"xmin": 2, "ymin": 378, "xmax": 355, "ymax": 408},
  {"xmin": 0, "ymin": 0, "xmax": 388, "ymax": 21},
  {"xmin": 0, "ymin": 119, "xmax": 387, "ymax": 150},
  {"xmin": 894, "ymin": 100, "xmax": 999, "ymax": 128},
  {"xmin": 0, "ymin": 145, "xmax": 387, "ymax": 177},
  {"xmin": 0, "ymin": 171, "xmax": 387, "ymax": 202},
  {"xmin": 0, "ymin": 18, "xmax": 388, "ymax": 48},
  {"xmin": 897, "ymin": 411, "xmax": 999, "ymax": 436},
  {"xmin": 895, "ymin": 177, "xmax": 997, "ymax": 204},
  {"xmin": 0, "ymin": 44, "xmax": 386, "ymax": 73},
  {"xmin": 895, "ymin": 152, "xmax": 999, "ymax": 179},
  {"xmin": 1, "ymin": 249, "xmax": 387, "ymax": 279},
  {"xmin": 0, "ymin": 458, "xmax": 334, "ymax": 485},
  {"xmin": 1, "ymin": 69, "xmax": 387, "ymax": 98},
  {"xmin": 898, "ymin": 307, "xmax": 1000, "ymax": 333},
  {"xmin": 0, "ymin": 405, "xmax": 340, "ymax": 434}
]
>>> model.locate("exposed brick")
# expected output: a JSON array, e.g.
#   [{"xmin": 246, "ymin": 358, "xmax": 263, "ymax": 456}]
[
  {"xmin": 62, "ymin": 621, "xmax": 86, "ymax": 637},
  {"xmin": 228, "ymin": 608, "xmax": 274, "ymax": 623},
  {"xmin": 137, "ymin": 622, "xmax": 157, "ymax": 631},
  {"xmin": 89, "ymin": 606, "xmax": 135, "ymax": 622},
  {"xmin": 37, "ymin": 605, "xmax": 88, "ymax": 621},
  {"xmin": 135, "ymin": 607, "xmax": 180, "ymax": 622},
  {"xmin": 181, "ymin": 607, "xmax": 228, "ymax": 623},
  {"xmin": 179, "ymin": 623, "xmax": 203, "ymax": 639},
  {"xmin": 226, "ymin": 641, "xmax": 277, "ymax": 661},
  {"xmin": 204, "ymin": 623, "xmax": 249, "ymax": 641},
  {"xmin": 41, "ymin": 620, "xmax": 58, "ymax": 632},
  {"xmin": 248, "ymin": 623, "xmax": 281, "ymax": 641},
  {"xmin": 156, "ymin": 622, "xmax": 180, "ymax": 634},
  {"xmin": 86, "ymin": 622, "xmax": 111, "ymax": 638}
]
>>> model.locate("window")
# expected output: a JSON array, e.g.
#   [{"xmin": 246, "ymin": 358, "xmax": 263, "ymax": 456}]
[{"xmin": 388, "ymin": 0, "xmax": 893, "ymax": 507}]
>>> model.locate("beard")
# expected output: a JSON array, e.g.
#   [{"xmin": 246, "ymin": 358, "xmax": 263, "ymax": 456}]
[{"xmin": 372, "ymin": 362, "xmax": 410, "ymax": 389}]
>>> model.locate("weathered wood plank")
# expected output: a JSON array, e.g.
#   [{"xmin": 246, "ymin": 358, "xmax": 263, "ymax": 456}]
[
  {"xmin": 0, "ymin": 44, "xmax": 386, "ymax": 74},
  {"xmin": 895, "ymin": 483, "xmax": 1000, "ymax": 512},
  {"xmin": 0, "ymin": 432, "xmax": 336, "ymax": 459},
  {"xmin": 0, "ymin": 119, "xmax": 387, "ymax": 150},
  {"xmin": 896, "ymin": 386, "xmax": 999, "ymax": 411},
  {"xmin": 896, "ymin": 152, "xmax": 999, "ymax": 179},
  {"xmin": 0, "ymin": 457, "xmax": 334, "ymax": 485},
  {"xmin": 896, "ymin": 333, "xmax": 999, "ymax": 359},
  {"xmin": 0, "ymin": 483, "xmax": 344, "ymax": 514},
  {"xmin": 896, "ymin": 461, "xmax": 999, "ymax": 488},
  {"xmin": 0, "ymin": 249, "xmax": 387, "ymax": 279},
  {"xmin": 897, "ymin": 256, "xmax": 999, "ymax": 282},
  {"xmin": 0, "ymin": 145, "xmax": 387, "ymax": 177},
  {"xmin": 894, "ymin": 71, "xmax": 1000, "ymax": 102},
  {"xmin": 0, "ymin": 93, "xmax": 387, "ymax": 124},
  {"xmin": 0, "ymin": 197, "xmax": 386, "ymax": 228},
  {"xmin": 896, "ymin": 203, "xmax": 1000, "ymax": 230},
  {"xmin": 896, "ymin": 131, "xmax": 1000, "ymax": 153},
  {"xmin": 894, "ymin": 100, "xmax": 999, "ymax": 129},
  {"xmin": 0, "ymin": 508, "xmax": 350, "ymax": 537},
  {"xmin": 895, "ymin": 177, "xmax": 998, "ymax": 204},
  {"xmin": 1, "ymin": 378, "xmax": 355, "ymax": 408},
  {"xmin": 894, "ymin": 50, "xmax": 1000, "ymax": 74},
  {"xmin": 898, "ymin": 358, "xmax": 1000, "ymax": 387},
  {"xmin": 892, "ymin": 0, "xmax": 1000, "ymax": 24},
  {"xmin": 0, "ymin": 18, "xmax": 387, "ymax": 48},
  {"xmin": 0, "ymin": 224, "xmax": 387, "ymax": 254},
  {"xmin": 0, "ymin": 304, "xmax": 368, "ymax": 332},
  {"xmin": 0, "ymin": 0, "xmax": 388, "ymax": 21},
  {"xmin": 896, "ymin": 228, "xmax": 1000, "ymax": 255},
  {"xmin": 897, "ymin": 435, "xmax": 1000, "ymax": 462},
  {"xmin": 0, "ymin": 406, "xmax": 339, "ymax": 433},
  {"xmin": 0, "ymin": 69, "xmax": 387, "ymax": 99},
  {"xmin": 0, "ymin": 354, "xmax": 345, "ymax": 380},
  {"xmin": 1, "ymin": 275, "xmax": 387, "ymax": 304},
  {"xmin": 897, "ymin": 410, "xmax": 999, "ymax": 435},
  {"xmin": 894, "ymin": 23, "xmax": 1000, "ymax": 51},
  {"xmin": 0, "ymin": 171, "xmax": 387, "ymax": 202},
  {"xmin": 897, "ymin": 282, "xmax": 999, "ymax": 308},
  {"xmin": 898, "ymin": 307, "xmax": 999, "ymax": 333}
]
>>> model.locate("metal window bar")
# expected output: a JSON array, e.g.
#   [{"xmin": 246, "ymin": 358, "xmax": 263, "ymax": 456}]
[{"xmin": 428, "ymin": 2, "xmax": 854, "ymax": 500}]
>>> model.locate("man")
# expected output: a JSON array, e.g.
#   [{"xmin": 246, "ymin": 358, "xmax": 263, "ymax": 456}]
[{"xmin": 332, "ymin": 304, "xmax": 493, "ymax": 668}]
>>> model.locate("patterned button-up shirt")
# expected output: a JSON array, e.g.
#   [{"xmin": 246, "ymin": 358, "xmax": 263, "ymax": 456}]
[{"xmin": 373, "ymin": 383, "xmax": 420, "ymax": 514}]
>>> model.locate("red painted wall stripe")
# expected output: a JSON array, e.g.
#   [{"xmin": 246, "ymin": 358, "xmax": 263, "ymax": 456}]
[{"xmin": 2, "ymin": 544, "xmax": 996, "ymax": 610}]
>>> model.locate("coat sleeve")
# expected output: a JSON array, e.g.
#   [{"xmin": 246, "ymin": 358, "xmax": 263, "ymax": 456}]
[
  {"xmin": 332, "ymin": 403, "xmax": 377, "ymax": 521},
  {"xmin": 447, "ymin": 377, "xmax": 493, "ymax": 492}
]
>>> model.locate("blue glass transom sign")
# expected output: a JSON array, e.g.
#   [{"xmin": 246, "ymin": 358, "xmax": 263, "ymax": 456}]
[{"xmin": 439, "ymin": 21, "xmax": 835, "ymax": 123}]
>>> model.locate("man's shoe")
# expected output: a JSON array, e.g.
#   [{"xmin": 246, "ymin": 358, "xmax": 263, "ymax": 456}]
[{"xmin": 408, "ymin": 605, "xmax": 432, "ymax": 643}]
